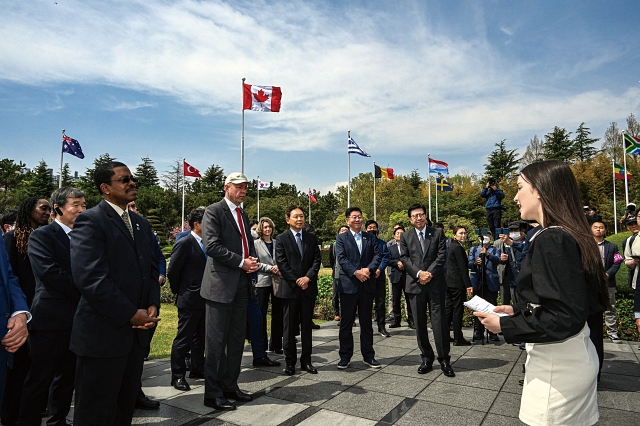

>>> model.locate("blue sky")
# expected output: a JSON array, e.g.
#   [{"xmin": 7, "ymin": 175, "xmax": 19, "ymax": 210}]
[{"xmin": 1, "ymin": 0, "xmax": 639, "ymax": 195}]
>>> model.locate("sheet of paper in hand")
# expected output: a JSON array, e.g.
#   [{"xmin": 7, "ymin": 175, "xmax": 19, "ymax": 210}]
[{"xmin": 464, "ymin": 295, "xmax": 509, "ymax": 317}]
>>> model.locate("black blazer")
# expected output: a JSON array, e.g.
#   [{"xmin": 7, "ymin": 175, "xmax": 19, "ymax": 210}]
[
  {"xmin": 334, "ymin": 230, "xmax": 381, "ymax": 294},
  {"xmin": 387, "ymin": 243, "xmax": 406, "ymax": 285},
  {"xmin": 70, "ymin": 200, "xmax": 160, "ymax": 358},
  {"xmin": 3, "ymin": 230, "xmax": 37, "ymax": 306},
  {"xmin": 446, "ymin": 239, "xmax": 472, "ymax": 290},
  {"xmin": 602, "ymin": 240, "xmax": 620, "ymax": 288},
  {"xmin": 168, "ymin": 233, "xmax": 206, "ymax": 310},
  {"xmin": 399, "ymin": 226, "xmax": 447, "ymax": 295},
  {"xmin": 275, "ymin": 230, "xmax": 321, "ymax": 300},
  {"xmin": 27, "ymin": 221, "xmax": 80, "ymax": 331}
]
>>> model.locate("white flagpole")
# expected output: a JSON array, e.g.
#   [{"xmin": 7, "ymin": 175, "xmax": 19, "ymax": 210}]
[
  {"xmin": 59, "ymin": 129, "xmax": 65, "ymax": 188},
  {"xmin": 348, "ymin": 130, "xmax": 351, "ymax": 208},
  {"xmin": 257, "ymin": 176, "xmax": 260, "ymax": 221},
  {"xmin": 623, "ymin": 132, "xmax": 629, "ymax": 206},
  {"xmin": 613, "ymin": 159, "xmax": 618, "ymax": 234},
  {"xmin": 428, "ymin": 154, "xmax": 432, "ymax": 221},
  {"xmin": 373, "ymin": 161, "xmax": 377, "ymax": 221},
  {"xmin": 241, "ymin": 77, "xmax": 246, "ymax": 174},
  {"xmin": 435, "ymin": 176, "xmax": 439, "ymax": 222},
  {"xmin": 181, "ymin": 158, "xmax": 185, "ymax": 232},
  {"xmin": 308, "ymin": 188, "xmax": 312, "ymax": 225}
]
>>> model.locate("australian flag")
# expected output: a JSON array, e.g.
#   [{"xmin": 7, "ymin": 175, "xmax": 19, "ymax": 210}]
[{"xmin": 62, "ymin": 135, "xmax": 85, "ymax": 159}]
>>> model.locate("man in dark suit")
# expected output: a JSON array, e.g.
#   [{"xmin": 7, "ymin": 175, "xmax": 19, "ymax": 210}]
[
  {"xmin": 335, "ymin": 207, "xmax": 382, "ymax": 369},
  {"xmin": 399, "ymin": 203, "xmax": 454, "ymax": 377},
  {"xmin": 200, "ymin": 172, "xmax": 258, "ymax": 411},
  {"xmin": 70, "ymin": 162, "xmax": 160, "ymax": 425},
  {"xmin": 0, "ymin": 242, "xmax": 30, "ymax": 412},
  {"xmin": 388, "ymin": 226, "xmax": 413, "ymax": 328},
  {"xmin": 275, "ymin": 205, "xmax": 322, "ymax": 375},
  {"xmin": 19, "ymin": 187, "xmax": 85, "ymax": 426},
  {"xmin": 168, "ymin": 207, "xmax": 207, "ymax": 392},
  {"xmin": 364, "ymin": 220, "xmax": 391, "ymax": 337}
]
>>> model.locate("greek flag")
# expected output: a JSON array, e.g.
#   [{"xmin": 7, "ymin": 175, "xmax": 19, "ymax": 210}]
[{"xmin": 348, "ymin": 136, "xmax": 370, "ymax": 157}]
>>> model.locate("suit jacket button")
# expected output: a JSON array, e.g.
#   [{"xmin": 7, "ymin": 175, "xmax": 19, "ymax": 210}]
[
  {"xmin": 4, "ymin": 313, "xmax": 9, "ymax": 318},
  {"xmin": 139, "ymin": 256, "xmax": 143, "ymax": 260}
]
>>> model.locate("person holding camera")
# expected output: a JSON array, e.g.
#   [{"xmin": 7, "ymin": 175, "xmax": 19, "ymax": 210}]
[{"xmin": 481, "ymin": 179, "xmax": 505, "ymax": 238}]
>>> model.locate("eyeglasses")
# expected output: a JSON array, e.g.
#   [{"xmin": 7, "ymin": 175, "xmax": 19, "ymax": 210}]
[
  {"xmin": 348, "ymin": 216, "xmax": 363, "ymax": 220},
  {"xmin": 410, "ymin": 213, "xmax": 426, "ymax": 219},
  {"xmin": 110, "ymin": 176, "xmax": 138, "ymax": 184}
]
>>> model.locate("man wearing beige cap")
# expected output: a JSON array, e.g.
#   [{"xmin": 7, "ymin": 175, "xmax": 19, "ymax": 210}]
[{"xmin": 200, "ymin": 172, "xmax": 259, "ymax": 410}]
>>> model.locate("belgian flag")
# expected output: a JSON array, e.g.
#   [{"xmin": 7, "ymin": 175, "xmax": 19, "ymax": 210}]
[{"xmin": 374, "ymin": 165, "xmax": 394, "ymax": 179}]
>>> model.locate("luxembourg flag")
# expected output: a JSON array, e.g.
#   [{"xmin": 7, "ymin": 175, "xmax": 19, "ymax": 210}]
[
  {"xmin": 243, "ymin": 84, "xmax": 282, "ymax": 112},
  {"xmin": 428, "ymin": 158, "xmax": 449, "ymax": 174}
]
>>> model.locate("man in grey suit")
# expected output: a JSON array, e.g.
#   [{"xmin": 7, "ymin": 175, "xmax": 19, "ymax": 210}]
[
  {"xmin": 200, "ymin": 172, "xmax": 259, "ymax": 411},
  {"xmin": 399, "ymin": 203, "xmax": 454, "ymax": 377}
]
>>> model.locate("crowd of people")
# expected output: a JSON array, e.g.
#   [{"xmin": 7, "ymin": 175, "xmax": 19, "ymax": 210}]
[{"xmin": 0, "ymin": 159, "xmax": 639, "ymax": 425}]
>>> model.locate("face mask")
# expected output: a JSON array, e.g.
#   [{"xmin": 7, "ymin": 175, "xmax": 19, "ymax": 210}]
[
  {"xmin": 251, "ymin": 230, "xmax": 259, "ymax": 239},
  {"xmin": 482, "ymin": 236, "xmax": 490, "ymax": 245},
  {"xmin": 509, "ymin": 232, "xmax": 520, "ymax": 240}
]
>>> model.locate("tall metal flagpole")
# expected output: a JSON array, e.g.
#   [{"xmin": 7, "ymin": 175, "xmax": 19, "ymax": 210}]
[
  {"xmin": 613, "ymin": 159, "xmax": 618, "ymax": 234},
  {"xmin": 373, "ymin": 161, "xmax": 377, "ymax": 221},
  {"xmin": 308, "ymin": 188, "xmax": 312, "ymax": 225},
  {"xmin": 59, "ymin": 129, "xmax": 65, "ymax": 188},
  {"xmin": 241, "ymin": 77, "xmax": 246, "ymax": 174},
  {"xmin": 347, "ymin": 130, "xmax": 351, "ymax": 208},
  {"xmin": 181, "ymin": 158, "xmax": 186, "ymax": 232},
  {"xmin": 427, "ymin": 154, "xmax": 432, "ymax": 221},
  {"xmin": 623, "ymin": 131, "xmax": 629, "ymax": 206},
  {"xmin": 257, "ymin": 176, "xmax": 260, "ymax": 220},
  {"xmin": 435, "ymin": 175, "xmax": 439, "ymax": 222}
]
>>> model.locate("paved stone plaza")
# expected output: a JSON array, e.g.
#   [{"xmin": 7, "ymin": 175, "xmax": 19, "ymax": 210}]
[{"xmin": 133, "ymin": 322, "xmax": 640, "ymax": 425}]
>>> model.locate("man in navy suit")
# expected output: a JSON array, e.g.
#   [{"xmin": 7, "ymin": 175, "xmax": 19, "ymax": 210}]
[
  {"xmin": 275, "ymin": 205, "xmax": 321, "ymax": 376},
  {"xmin": 168, "ymin": 207, "xmax": 207, "ymax": 391},
  {"xmin": 19, "ymin": 187, "xmax": 85, "ymax": 426},
  {"xmin": 0, "ymin": 242, "xmax": 30, "ymax": 412},
  {"xmin": 334, "ymin": 207, "xmax": 382, "ymax": 369},
  {"xmin": 70, "ymin": 162, "xmax": 160, "ymax": 425}
]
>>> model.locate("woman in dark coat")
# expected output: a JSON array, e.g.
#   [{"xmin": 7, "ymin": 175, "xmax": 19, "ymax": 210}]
[{"xmin": 445, "ymin": 226, "xmax": 473, "ymax": 346}]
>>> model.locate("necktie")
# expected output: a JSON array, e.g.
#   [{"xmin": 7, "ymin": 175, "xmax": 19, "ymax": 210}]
[
  {"xmin": 419, "ymin": 231, "xmax": 425, "ymax": 253},
  {"xmin": 235, "ymin": 207, "xmax": 249, "ymax": 259},
  {"xmin": 121, "ymin": 211, "xmax": 134, "ymax": 239},
  {"xmin": 355, "ymin": 233, "xmax": 362, "ymax": 254},
  {"xmin": 295, "ymin": 232, "xmax": 303, "ymax": 255},
  {"xmin": 200, "ymin": 239, "xmax": 208, "ymax": 259}
]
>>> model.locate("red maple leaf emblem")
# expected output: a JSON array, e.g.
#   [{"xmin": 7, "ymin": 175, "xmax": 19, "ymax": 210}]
[{"xmin": 253, "ymin": 89, "xmax": 269, "ymax": 103}]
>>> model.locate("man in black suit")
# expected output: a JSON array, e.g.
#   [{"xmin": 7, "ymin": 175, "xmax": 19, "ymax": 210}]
[
  {"xmin": 19, "ymin": 187, "xmax": 85, "ymax": 426},
  {"xmin": 399, "ymin": 203, "xmax": 454, "ymax": 377},
  {"xmin": 388, "ymin": 226, "xmax": 413, "ymax": 328},
  {"xmin": 168, "ymin": 207, "xmax": 207, "ymax": 392},
  {"xmin": 200, "ymin": 172, "xmax": 259, "ymax": 411},
  {"xmin": 334, "ymin": 207, "xmax": 382, "ymax": 369},
  {"xmin": 275, "ymin": 205, "xmax": 322, "ymax": 375},
  {"xmin": 70, "ymin": 162, "xmax": 160, "ymax": 425}
]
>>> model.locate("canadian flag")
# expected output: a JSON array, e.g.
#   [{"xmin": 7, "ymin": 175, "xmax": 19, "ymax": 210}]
[
  {"xmin": 184, "ymin": 160, "xmax": 201, "ymax": 178},
  {"xmin": 243, "ymin": 84, "xmax": 281, "ymax": 112}
]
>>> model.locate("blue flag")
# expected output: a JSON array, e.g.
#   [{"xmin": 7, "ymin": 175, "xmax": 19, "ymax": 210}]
[
  {"xmin": 348, "ymin": 136, "xmax": 370, "ymax": 157},
  {"xmin": 62, "ymin": 135, "xmax": 85, "ymax": 159},
  {"xmin": 436, "ymin": 177, "xmax": 453, "ymax": 191}
]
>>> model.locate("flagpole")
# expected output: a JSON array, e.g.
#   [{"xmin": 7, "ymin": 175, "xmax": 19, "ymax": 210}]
[
  {"xmin": 181, "ymin": 159, "xmax": 186, "ymax": 232},
  {"xmin": 623, "ymin": 131, "xmax": 629, "ymax": 206},
  {"xmin": 241, "ymin": 77, "xmax": 245, "ymax": 174},
  {"xmin": 373, "ymin": 161, "xmax": 377, "ymax": 221},
  {"xmin": 427, "ymin": 154, "xmax": 432, "ymax": 221},
  {"xmin": 613, "ymin": 159, "xmax": 618, "ymax": 234},
  {"xmin": 59, "ymin": 129, "xmax": 65, "ymax": 188},
  {"xmin": 257, "ymin": 176, "xmax": 260, "ymax": 221},
  {"xmin": 308, "ymin": 188, "xmax": 312, "ymax": 225},
  {"xmin": 347, "ymin": 130, "xmax": 351, "ymax": 208},
  {"xmin": 435, "ymin": 175, "xmax": 439, "ymax": 222}
]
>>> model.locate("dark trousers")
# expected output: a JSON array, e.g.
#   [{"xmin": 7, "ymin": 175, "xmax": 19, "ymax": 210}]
[
  {"xmin": 373, "ymin": 273, "xmax": 387, "ymax": 328},
  {"xmin": 1, "ymin": 341, "xmax": 30, "ymax": 424},
  {"xmin": 282, "ymin": 294, "xmax": 314, "ymax": 367},
  {"xmin": 204, "ymin": 277, "xmax": 249, "ymax": 399},
  {"xmin": 587, "ymin": 311, "xmax": 604, "ymax": 380},
  {"xmin": 486, "ymin": 208, "xmax": 502, "ymax": 238},
  {"xmin": 20, "ymin": 330, "xmax": 75, "ymax": 426},
  {"xmin": 73, "ymin": 339, "xmax": 146, "ymax": 426},
  {"xmin": 339, "ymin": 287, "xmax": 375, "ymax": 361},
  {"xmin": 391, "ymin": 280, "xmax": 412, "ymax": 321},
  {"xmin": 170, "ymin": 308, "xmax": 205, "ymax": 379},
  {"xmin": 332, "ymin": 278, "xmax": 340, "ymax": 317},
  {"xmin": 247, "ymin": 288, "xmax": 266, "ymax": 359},
  {"xmin": 473, "ymin": 285, "xmax": 498, "ymax": 335},
  {"xmin": 408, "ymin": 286, "xmax": 450, "ymax": 364},
  {"xmin": 445, "ymin": 288, "xmax": 466, "ymax": 343},
  {"xmin": 256, "ymin": 286, "xmax": 283, "ymax": 353}
]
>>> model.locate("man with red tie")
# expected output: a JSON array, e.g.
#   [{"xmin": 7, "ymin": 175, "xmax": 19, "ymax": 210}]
[{"xmin": 200, "ymin": 172, "xmax": 259, "ymax": 411}]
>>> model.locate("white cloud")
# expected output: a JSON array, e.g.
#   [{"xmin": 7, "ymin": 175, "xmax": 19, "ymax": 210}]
[{"xmin": 104, "ymin": 101, "xmax": 156, "ymax": 111}]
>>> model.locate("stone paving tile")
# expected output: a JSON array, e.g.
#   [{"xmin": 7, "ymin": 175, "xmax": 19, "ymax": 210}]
[
  {"xmin": 357, "ymin": 371, "xmax": 430, "ymax": 398},
  {"xmin": 601, "ymin": 358, "xmax": 640, "ymax": 376},
  {"xmin": 296, "ymin": 409, "xmax": 377, "ymax": 426},
  {"xmin": 266, "ymin": 377, "xmax": 347, "ymax": 406},
  {"xmin": 373, "ymin": 336, "xmax": 419, "ymax": 349},
  {"xmin": 480, "ymin": 413, "xmax": 526, "ymax": 425},
  {"xmin": 394, "ymin": 399, "xmax": 486, "ymax": 425},
  {"xmin": 604, "ymin": 350, "xmax": 640, "ymax": 362},
  {"xmin": 310, "ymin": 349, "xmax": 342, "ymax": 366},
  {"xmin": 451, "ymin": 356, "xmax": 517, "ymax": 375},
  {"xmin": 488, "ymin": 390, "xmax": 522, "ymax": 419},
  {"xmin": 381, "ymin": 359, "xmax": 440, "ymax": 380},
  {"xmin": 368, "ymin": 344, "xmax": 414, "ymax": 360},
  {"xmin": 162, "ymin": 386, "xmax": 215, "ymax": 416},
  {"xmin": 301, "ymin": 361, "xmax": 376, "ymax": 386},
  {"xmin": 598, "ymin": 388, "xmax": 640, "ymax": 412},
  {"xmin": 131, "ymin": 403, "xmax": 201, "ymax": 425},
  {"xmin": 500, "ymin": 373, "xmax": 524, "ymax": 395},
  {"xmin": 465, "ymin": 344, "xmax": 525, "ymax": 361},
  {"xmin": 236, "ymin": 368, "xmax": 292, "ymax": 394},
  {"xmin": 141, "ymin": 360, "xmax": 171, "ymax": 380},
  {"xmin": 434, "ymin": 367, "xmax": 508, "ymax": 391},
  {"xmin": 142, "ymin": 373, "xmax": 203, "ymax": 401},
  {"xmin": 416, "ymin": 381, "xmax": 499, "ymax": 410},
  {"xmin": 598, "ymin": 372, "xmax": 640, "ymax": 392},
  {"xmin": 320, "ymin": 388, "xmax": 405, "ymax": 421},
  {"xmin": 598, "ymin": 406, "xmax": 640, "ymax": 424},
  {"xmin": 216, "ymin": 395, "xmax": 307, "ymax": 426}
]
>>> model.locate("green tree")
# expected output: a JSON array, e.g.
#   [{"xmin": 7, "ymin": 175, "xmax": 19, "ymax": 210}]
[
  {"xmin": 77, "ymin": 153, "xmax": 117, "ymax": 207},
  {"xmin": 572, "ymin": 122, "xmax": 599, "ymax": 161},
  {"xmin": 135, "ymin": 157, "xmax": 159, "ymax": 188},
  {"xmin": 60, "ymin": 163, "xmax": 74, "ymax": 187},
  {"xmin": 484, "ymin": 139, "xmax": 520, "ymax": 181},
  {"xmin": 543, "ymin": 127, "xmax": 574, "ymax": 162},
  {"xmin": 161, "ymin": 159, "xmax": 183, "ymax": 194},
  {"xmin": 21, "ymin": 160, "xmax": 54, "ymax": 198},
  {"xmin": 521, "ymin": 135, "xmax": 544, "ymax": 167},
  {"xmin": 190, "ymin": 164, "xmax": 225, "ymax": 196},
  {"xmin": 627, "ymin": 113, "xmax": 640, "ymax": 137},
  {"xmin": 0, "ymin": 158, "xmax": 25, "ymax": 191},
  {"xmin": 407, "ymin": 169, "xmax": 422, "ymax": 190},
  {"xmin": 601, "ymin": 122, "xmax": 622, "ymax": 162}
]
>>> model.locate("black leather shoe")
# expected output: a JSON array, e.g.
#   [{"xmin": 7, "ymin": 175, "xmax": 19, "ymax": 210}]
[
  {"xmin": 385, "ymin": 314, "xmax": 395, "ymax": 323},
  {"xmin": 284, "ymin": 365, "xmax": 295, "ymax": 375},
  {"xmin": 418, "ymin": 361, "xmax": 433, "ymax": 374},
  {"xmin": 440, "ymin": 361, "xmax": 455, "ymax": 377},
  {"xmin": 489, "ymin": 333, "xmax": 500, "ymax": 342},
  {"xmin": 171, "ymin": 377, "xmax": 191, "ymax": 391},
  {"xmin": 223, "ymin": 390, "xmax": 253, "ymax": 402},
  {"xmin": 272, "ymin": 348, "xmax": 283, "ymax": 354},
  {"xmin": 472, "ymin": 334, "xmax": 483, "ymax": 341},
  {"xmin": 253, "ymin": 355, "xmax": 281, "ymax": 367},
  {"xmin": 453, "ymin": 339, "xmax": 471, "ymax": 346},
  {"xmin": 378, "ymin": 327, "xmax": 391, "ymax": 337},
  {"xmin": 204, "ymin": 397, "xmax": 236, "ymax": 410},
  {"xmin": 407, "ymin": 320, "xmax": 416, "ymax": 329},
  {"xmin": 135, "ymin": 396, "xmax": 160, "ymax": 410},
  {"xmin": 302, "ymin": 363, "xmax": 318, "ymax": 374},
  {"xmin": 311, "ymin": 322, "xmax": 320, "ymax": 329},
  {"xmin": 388, "ymin": 321, "xmax": 401, "ymax": 328},
  {"xmin": 189, "ymin": 371, "xmax": 205, "ymax": 379}
]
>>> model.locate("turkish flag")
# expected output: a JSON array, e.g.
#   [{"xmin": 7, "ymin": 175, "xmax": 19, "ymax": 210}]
[
  {"xmin": 243, "ymin": 84, "xmax": 281, "ymax": 112},
  {"xmin": 184, "ymin": 160, "xmax": 201, "ymax": 178}
]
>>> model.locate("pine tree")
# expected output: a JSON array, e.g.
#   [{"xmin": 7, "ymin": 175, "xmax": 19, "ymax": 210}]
[
  {"xmin": 22, "ymin": 160, "xmax": 54, "ymax": 198},
  {"xmin": 543, "ymin": 127, "xmax": 574, "ymax": 162},
  {"xmin": 484, "ymin": 139, "xmax": 520, "ymax": 181},
  {"xmin": 61, "ymin": 163, "xmax": 74, "ymax": 187},
  {"xmin": 161, "ymin": 159, "xmax": 182, "ymax": 194},
  {"xmin": 135, "ymin": 157, "xmax": 159, "ymax": 188},
  {"xmin": 572, "ymin": 122, "xmax": 599, "ymax": 161},
  {"xmin": 521, "ymin": 135, "xmax": 544, "ymax": 167},
  {"xmin": 0, "ymin": 158, "xmax": 25, "ymax": 191}
]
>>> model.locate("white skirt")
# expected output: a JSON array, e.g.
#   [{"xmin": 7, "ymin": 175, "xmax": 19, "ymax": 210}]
[{"xmin": 520, "ymin": 323, "xmax": 599, "ymax": 426}]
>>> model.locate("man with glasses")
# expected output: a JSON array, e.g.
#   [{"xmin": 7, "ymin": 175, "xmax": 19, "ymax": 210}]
[
  {"xmin": 334, "ymin": 207, "xmax": 382, "ymax": 369},
  {"xmin": 399, "ymin": 204, "xmax": 454, "ymax": 377},
  {"xmin": 70, "ymin": 162, "xmax": 161, "ymax": 424}
]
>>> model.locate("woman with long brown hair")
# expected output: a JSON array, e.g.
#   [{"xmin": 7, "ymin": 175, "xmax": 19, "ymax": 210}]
[{"xmin": 475, "ymin": 160, "xmax": 608, "ymax": 425}]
